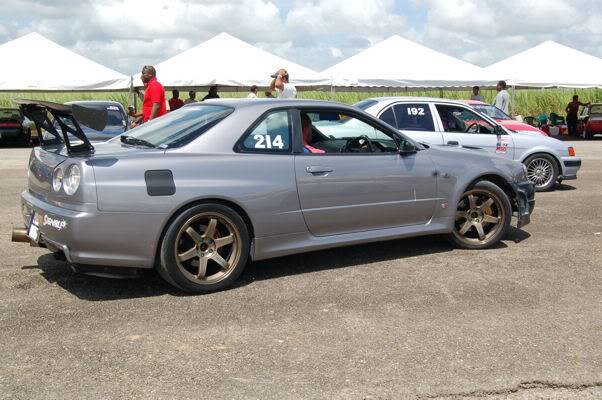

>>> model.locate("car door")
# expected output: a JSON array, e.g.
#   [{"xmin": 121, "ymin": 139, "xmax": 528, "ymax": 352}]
[
  {"xmin": 293, "ymin": 108, "xmax": 438, "ymax": 237},
  {"xmin": 434, "ymin": 103, "xmax": 515, "ymax": 159},
  {"xmin": 377, "ymin": 102, "xmax": 445, "ymax": 146}
]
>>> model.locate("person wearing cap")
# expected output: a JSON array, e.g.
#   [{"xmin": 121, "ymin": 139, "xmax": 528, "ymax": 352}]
[
  {"xmin": 247, "ymin": 85, "xmax": 258, "ymax": 99},
  {"xmin": 268, "ymin": 68, "xmax": 297, "ymax": 99}
]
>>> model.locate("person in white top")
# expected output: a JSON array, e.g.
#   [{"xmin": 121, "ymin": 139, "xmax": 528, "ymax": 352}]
[
  {"xmin": 247, "ymin": 85, "xmax": 258, "ymax": 99},
  {"xmin": 493, "ymin": 80, "xmax": 510, "ymax": 114},
  {"xmin": 268, "ymin": 68, "xmax": 297, "ymax": 99}
]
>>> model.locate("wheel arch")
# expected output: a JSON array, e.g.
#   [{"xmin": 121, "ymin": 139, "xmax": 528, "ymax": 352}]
[
  {"xmin": 462, "ymin": 173, "xmax": 518, "ymax": 212},
  {"xmin": 153, "ymin": 197, "xmax": 256, "ymax": 266}
]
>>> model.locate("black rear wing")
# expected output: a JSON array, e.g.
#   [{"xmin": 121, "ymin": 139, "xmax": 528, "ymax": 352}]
[{"xmin": 15, "ymin": 99, "xmax": 108, "ymax": 154}]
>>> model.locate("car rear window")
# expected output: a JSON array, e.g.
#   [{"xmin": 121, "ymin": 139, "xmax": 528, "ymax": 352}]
[
  {"xmin": 354, "ymin": 99, "xmax": 378, "ymax": 111},
  {"xmin": 122, "ymin": 105, "xmax": 233, "ymax": 148}
]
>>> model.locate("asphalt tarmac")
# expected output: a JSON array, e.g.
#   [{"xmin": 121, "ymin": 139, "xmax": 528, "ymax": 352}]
[{"xmin": 0, "ymin": 141, "xmax": 600, "ymax": 399}]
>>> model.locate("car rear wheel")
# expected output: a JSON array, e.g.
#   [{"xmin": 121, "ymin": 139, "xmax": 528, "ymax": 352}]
[
  {"xmin": 524, "ymin": 154, "xmax": 558, "ymax": 192},
  {"xmin": 21, "ymin": 129, "xmax": 32, "ymax": 147},
  {"xmin": 448, "ymin": 181, "xmax": 511, "ymax": 250},
  {"xmin": 158, "ymin": 203, "xmax": 250, "ymax": 294}
]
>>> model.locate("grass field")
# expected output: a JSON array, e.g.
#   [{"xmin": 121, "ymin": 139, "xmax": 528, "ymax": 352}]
[{"xmin": 1, "ymin": 87, "xmax": 600, "ymax": 118}]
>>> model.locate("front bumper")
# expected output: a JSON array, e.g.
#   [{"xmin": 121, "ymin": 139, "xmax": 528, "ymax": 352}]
[
  {"xmin": 512, "ymin": 180, "xmax": 535, "ymax": 228},
  {"xmin": 560, "ymin": 157, "xmax": 581, "ymax": 180},
  {"xmin": 18, "ymin": 190, "xmax": 165, "ymax": 268}
]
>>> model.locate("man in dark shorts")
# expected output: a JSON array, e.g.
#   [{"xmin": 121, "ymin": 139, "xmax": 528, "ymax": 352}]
[{"xmin": 565, "ymin": 95, "xmax": 590, "ymax": 137}]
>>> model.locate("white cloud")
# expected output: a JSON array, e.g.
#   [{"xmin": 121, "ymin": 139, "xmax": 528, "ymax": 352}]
[{"xmin": 0, "ymin": 0, "xmax": 600, "ymax": 74}]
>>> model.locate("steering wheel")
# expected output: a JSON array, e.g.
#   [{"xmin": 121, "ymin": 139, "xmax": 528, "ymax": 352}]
[
  {"xmin": 341, "ymin": 135, "xmax": 374, "ymax": 153},
  {"xmin": 464, "ymin": 122, "xmax": 479, "ymax": 133}
]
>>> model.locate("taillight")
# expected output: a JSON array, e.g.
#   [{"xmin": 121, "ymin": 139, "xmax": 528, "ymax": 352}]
[
  {"xmin": 0, "ymin": 122, "xmax": 21, "ymax": 128},
  {"xmin": 568, "ymin": 147, "xmax": 576, "ymax": 157}
]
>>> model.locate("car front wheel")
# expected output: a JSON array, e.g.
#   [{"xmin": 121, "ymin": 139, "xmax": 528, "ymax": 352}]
[
  {"xmin": 524, "ymin": 154, "xmax": 558, "ymax": 191},
  {"xmin": 448, "ymin": 181, "xmax": 511, "ymax": 250},
  {"xmin": 158, "ymin": 203, "xmax": 250, "ymax": 294}
]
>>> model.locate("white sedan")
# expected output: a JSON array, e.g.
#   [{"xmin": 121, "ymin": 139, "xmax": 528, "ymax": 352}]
[{"xmin": 351, "ymin": 97, "xmax": 581, "ymax": 191}]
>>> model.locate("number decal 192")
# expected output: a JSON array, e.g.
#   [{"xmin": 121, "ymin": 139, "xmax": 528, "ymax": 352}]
[{"xmin": 407, "ymin": 107, "xmax": 425, "ymax": 116}]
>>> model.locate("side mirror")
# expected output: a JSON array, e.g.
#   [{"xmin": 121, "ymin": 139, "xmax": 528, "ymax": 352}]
[
  {"xmin": 494, "ymin": 125, "xmax": 506, "ymax": 136},
  {"xmin": 399, "ymin": 141, "xmax": 417, "ymax": 155}
]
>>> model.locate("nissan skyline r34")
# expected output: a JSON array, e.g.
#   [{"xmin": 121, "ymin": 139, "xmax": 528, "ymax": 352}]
[{"xmin": 12, "ymin": 99, "xmax": 534, "ymax": 293}]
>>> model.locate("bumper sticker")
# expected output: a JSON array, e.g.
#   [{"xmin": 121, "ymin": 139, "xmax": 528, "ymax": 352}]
[{"xmin": 43, "ymin": 215, "xmax": 67, "ymax": 230}]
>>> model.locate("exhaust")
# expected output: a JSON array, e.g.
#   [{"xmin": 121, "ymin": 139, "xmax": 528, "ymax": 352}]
[{"xmin": 11, "ymin": 227, "xmax": 29, "ymax": 243}]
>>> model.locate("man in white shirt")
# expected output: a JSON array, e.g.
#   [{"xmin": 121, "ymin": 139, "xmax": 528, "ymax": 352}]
[
  {"xmin": 268, "ymin": 68, "xmax": 297, "ymax": 99},
  {"xmin": 247, "ymin": 85, "xmax": 258, "ymax": 99},
  {"xmin": 493, "ymin": 80, "xmax": 510, "ymax": 114}
]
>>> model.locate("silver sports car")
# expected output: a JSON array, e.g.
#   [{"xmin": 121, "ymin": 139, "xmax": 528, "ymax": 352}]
[{"xmin": 12, "ymin": 99, "xmax": 535, "ymax": 293}]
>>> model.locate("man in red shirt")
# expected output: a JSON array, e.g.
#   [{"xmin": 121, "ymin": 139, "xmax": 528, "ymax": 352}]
[
  {"xmin": 168, "ymin": 89, "xmax": 184, "ymax": 111},
  {"xmin": 132, "ymin": 65, "xmax": 166, "ymax": 128}
]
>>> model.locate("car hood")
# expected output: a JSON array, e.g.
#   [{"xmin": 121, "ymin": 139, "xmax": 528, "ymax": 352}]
[{"xmin": 498, "ymin": 120, "xmax": 545, "ymax": 134}]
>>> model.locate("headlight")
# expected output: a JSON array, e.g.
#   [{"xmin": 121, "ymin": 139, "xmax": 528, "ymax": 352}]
[
  {"xmin": 52, "ymin": 167, "xmax": 63, "ymax": 192},
  {"xmin": 62, "ymin": 164, "xmax": 81, "ymax": 195}
]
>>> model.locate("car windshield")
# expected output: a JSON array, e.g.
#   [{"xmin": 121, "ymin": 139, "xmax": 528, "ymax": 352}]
[
  {"xmin": 121, "ymin": 104, "xmax": 233, "ymax": 148},
  {"xmin": 0, "ymin": 109, "xmax": 20, "ymax": 119},
  {"xmin": 472, "ymin": 104, "xmax": 511, "ymax": 120},
  {"xmin": 590, "ymin": 105, "xmax": 602, "ymax": 114}
]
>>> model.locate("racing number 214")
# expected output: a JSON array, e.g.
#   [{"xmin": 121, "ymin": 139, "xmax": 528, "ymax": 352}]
[
  {"xmin": 407, "ymin": 107, "xmax": 425, "ymax": 116},
  {"xmin": 254, "ymin": 134, "xmax": 285, "ymax": 149}
]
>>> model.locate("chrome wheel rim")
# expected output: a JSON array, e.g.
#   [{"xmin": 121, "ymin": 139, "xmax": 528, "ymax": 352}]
[
  {"xmin": 527, "ymin": 158, "xmax": 553, "ymax": 187},
  {"xmin": 175, "ymin": 212, "xmax": 241, "ymax": 284},
  {"xmin": 453, "ymin": 189, "xmax": 504, "ymax": 244}
]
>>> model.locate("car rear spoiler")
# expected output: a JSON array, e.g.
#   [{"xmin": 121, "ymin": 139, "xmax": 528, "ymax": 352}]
[{"xmin": 14, "ymin": 99, "xmax": 108, "ymax": 154}]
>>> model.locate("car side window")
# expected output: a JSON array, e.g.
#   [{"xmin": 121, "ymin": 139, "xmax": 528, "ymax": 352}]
[
  {"xmin": 435, "ymin": 104, "xmax": 495, "ymax": 134},
  {"xmin": 379, "ymin": 107, "xmax": 397, "ymax": 128},
  {"xmin": 393, "ymin": 103, "xmax": 434, "ymax": 131},
  {"xmin": 300, "ymin": 110, "xmax": 403, "ymax": 154},
  {"xmin": 241, "ymin": 111, "xmax": 291, "ymax": 153}
]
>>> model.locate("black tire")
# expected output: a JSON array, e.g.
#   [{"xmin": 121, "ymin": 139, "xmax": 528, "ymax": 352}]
[
  {"xmin": 447, "ymin": 180, "xmax": 512, "ymax": 250},
  {"xmin": 21, "ymin": 129, "xmax": 32, "ymax": 147},
  {"xmin": 524, "ymin": 153, "xmax": 558, "ymax": 192},
  {"xmin": 158, "ymin": 203, "xmax": 250, "ymax": 294}
]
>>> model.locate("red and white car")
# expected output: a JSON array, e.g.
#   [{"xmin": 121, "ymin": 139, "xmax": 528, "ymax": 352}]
[
  {"xmin": 462, "ymin": 100, "xmax": 548, "ymax": 136},
  {"xmin": 579, "ymin": 103, "xmax": 602, "ymax": 139}
]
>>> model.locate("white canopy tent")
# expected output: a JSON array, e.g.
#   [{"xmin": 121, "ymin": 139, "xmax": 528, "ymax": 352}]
[
  {"xmin": 0, "ymin": 32, "xmax": 130, "ymax": 91},
  {"xmin": 485, "ymin": 41, "xmax": 602, "ymax": 88},
  {"xmin": 132, "ymin": 32, "xmax": 329, "ymax": 89},
  {"xmin": 323, "ymin": 35, "xmax": 495, "ymax": 89}
]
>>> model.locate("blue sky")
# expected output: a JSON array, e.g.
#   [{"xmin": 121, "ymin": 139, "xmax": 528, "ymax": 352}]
[{"xmin": 0, "ymin": 0, "xmax": 600, "ymax": 75}]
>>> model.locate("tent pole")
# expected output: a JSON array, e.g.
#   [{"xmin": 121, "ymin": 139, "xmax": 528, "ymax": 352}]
[{"xmin": 511, "ymin": 85, "xmax": 516, "ymax": 118}]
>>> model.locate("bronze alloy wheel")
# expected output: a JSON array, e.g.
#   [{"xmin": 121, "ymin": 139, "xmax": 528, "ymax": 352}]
[
  {"xmin": 452, "ymin": 186, "xmax": 507, "ymax": 246},
  {"xmin": 174, "ymin": 212, "xmax": 242, "ymax": 284}
]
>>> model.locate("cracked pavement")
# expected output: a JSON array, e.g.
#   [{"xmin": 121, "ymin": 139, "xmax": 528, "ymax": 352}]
[{"xmin": 0, "ymin": 141, "xmax": 600, "ymax": 399}]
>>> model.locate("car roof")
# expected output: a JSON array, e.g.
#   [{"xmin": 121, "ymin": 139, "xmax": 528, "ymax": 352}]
[
  {"xmin": 64, "ymin": 100, "xmax": 124, "ymax": 107},
  {"xmin": 363, "ymin": 96, "xmax": 476, "ymax": 107},
  {"xmin": 187, "ymin": 98, "xmax": 362, "ymax": 113}
]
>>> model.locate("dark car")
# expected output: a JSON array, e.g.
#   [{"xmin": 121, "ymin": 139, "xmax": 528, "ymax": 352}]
[
  {"xmin": 49, "ymin": 101, "xmax": 128, "ymax": 142},
  {"xmin": 0, "ymin": 107, "xmax": 34, "ymax": 146}
]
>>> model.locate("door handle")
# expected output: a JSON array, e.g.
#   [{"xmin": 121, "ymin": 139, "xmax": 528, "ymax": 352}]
[
  {"xmin": 306, "ymin": 165, "xmax": 333, "ymax": 174},
  {"xmin": 447, "ymin": 140, "xmax": 459, "ymax": 145}
]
